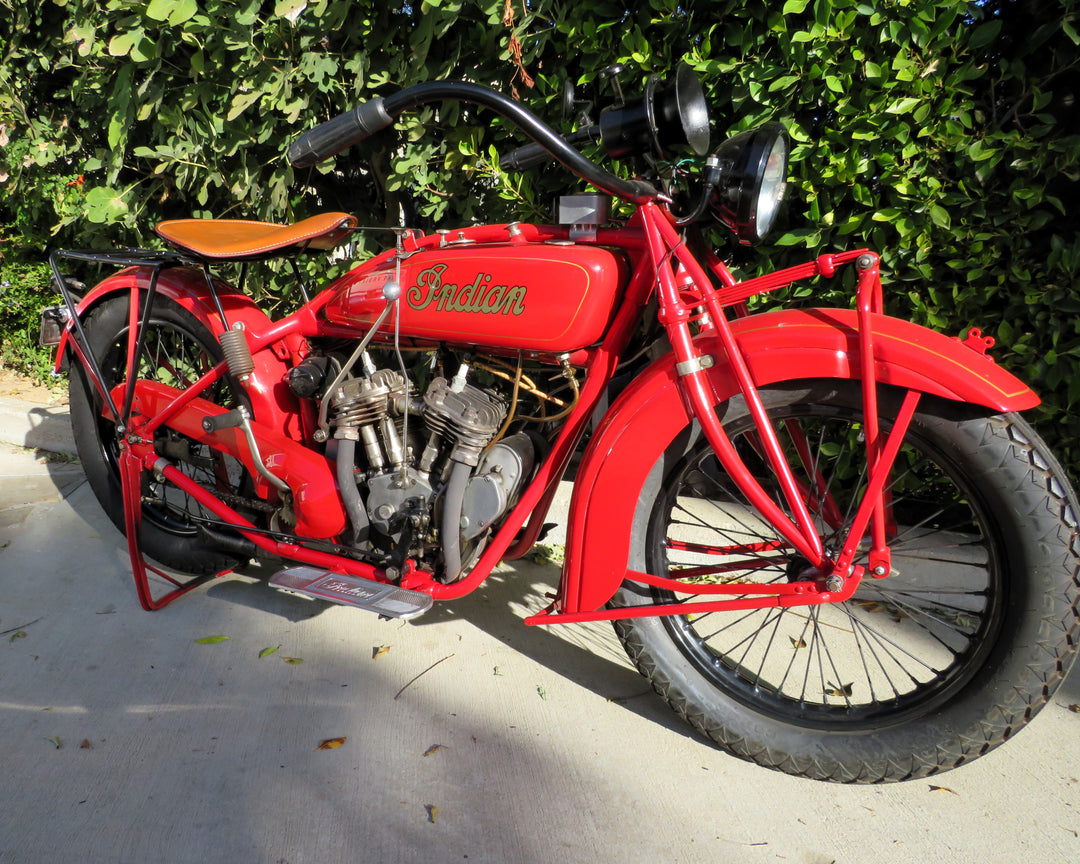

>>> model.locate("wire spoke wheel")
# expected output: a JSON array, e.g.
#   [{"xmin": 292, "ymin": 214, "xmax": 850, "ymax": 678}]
[
  {"xmin": 117, "ymin": 316, "xmax": 247, "ymax": 529},
  {"xmin": 69, "ymin": 294, "xmax": 257, "ymax": 574},
  {"xmin": 612, "ymin": 381, "xmax": 1080, "ymax": 781},
  {"xmin": 658, "ymin": 402, "xmax": 1000, "ymax": 725}
]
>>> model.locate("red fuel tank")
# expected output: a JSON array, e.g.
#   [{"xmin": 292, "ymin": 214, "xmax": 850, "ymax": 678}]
[{"xmin": 322, "ymin": 243, "xmax": 626, "ymax": 353}]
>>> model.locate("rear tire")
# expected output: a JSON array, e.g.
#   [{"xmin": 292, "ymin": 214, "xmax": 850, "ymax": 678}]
[
  {"xmin": 612, "ymin": 381, "xmax": 1080, "ymax": 782},
  {"xmin": 69, "ymin": 293, "xmax": 255, "ymax": 575}
]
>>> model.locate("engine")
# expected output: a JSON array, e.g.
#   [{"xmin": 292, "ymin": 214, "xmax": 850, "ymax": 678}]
[{"xmin": 288, "ymin": 351, "xmax": 537, "ymax": 581}]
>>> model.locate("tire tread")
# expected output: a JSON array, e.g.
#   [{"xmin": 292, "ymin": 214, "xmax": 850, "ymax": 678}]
[{"xmin": 614, "ymin": 406, "xmax": 1080, "ymax": 783}]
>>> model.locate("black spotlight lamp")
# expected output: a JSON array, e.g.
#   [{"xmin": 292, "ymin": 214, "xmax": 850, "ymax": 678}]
[{"xmin": 598, "ymin": 63, "xmax": 711, "ymax": 160}]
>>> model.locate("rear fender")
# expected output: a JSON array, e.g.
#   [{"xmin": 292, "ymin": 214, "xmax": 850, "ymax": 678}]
[
  {"xmin": 60, "ymin": 265, "xmax": 305, "ymax": 439},
  {"xmin": 558, "ymin": 307, "xmax": 1039, "ymax": 615}
]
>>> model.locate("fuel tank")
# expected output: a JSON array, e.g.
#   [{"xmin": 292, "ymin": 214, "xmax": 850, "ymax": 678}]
[{"xmin": 322, "ymin": 242, "xmax": 626, "ymax": 353}]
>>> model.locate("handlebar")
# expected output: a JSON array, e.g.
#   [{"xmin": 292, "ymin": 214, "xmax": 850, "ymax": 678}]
[{"xmin": 287, "ymin": 81, "xmax": 659, "ymax": 204}]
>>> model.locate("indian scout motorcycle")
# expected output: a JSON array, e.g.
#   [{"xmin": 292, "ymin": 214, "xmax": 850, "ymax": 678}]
[{"xmin": 42, "ymin": 65, "xmax": 1080, "ymax": 783}]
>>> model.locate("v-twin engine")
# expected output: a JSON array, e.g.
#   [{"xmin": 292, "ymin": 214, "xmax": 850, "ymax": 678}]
[{"xmin": 293, "ymin": 355, "xmax": 536, "ymax": 580}]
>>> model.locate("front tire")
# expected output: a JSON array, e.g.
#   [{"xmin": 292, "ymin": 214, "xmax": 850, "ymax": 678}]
[{"xmin": 612, "ymin": 381, "xmax": 1080, "ymax": 782}]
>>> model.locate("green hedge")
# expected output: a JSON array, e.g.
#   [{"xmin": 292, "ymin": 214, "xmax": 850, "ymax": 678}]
[
  {"xmin": 0, "ymin": 262, "xmax": 60, "ymax": 382},
  {"xmin": 1, "ymin": 0, "xmax": 1077, "ymax": 477}
]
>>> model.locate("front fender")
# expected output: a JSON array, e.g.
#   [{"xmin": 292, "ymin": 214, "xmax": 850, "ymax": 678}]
[
  {"xmin": 59, "ymin": 265, "xmax": 305, "ymax": 439},
  {"xmin": 557, "ymin": 307, "xmax": 1038, "ymax": 616}
]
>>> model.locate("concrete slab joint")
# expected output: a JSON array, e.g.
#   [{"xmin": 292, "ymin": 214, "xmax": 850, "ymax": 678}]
[{"xmin": 0, "ymin": 395, "xmax": 77, "ymax": 457}]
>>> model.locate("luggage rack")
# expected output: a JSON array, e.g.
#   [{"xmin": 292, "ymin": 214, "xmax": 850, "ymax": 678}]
[{"xmin": 47, "ymin": 247, "xmax": 216, "ymax": 429}]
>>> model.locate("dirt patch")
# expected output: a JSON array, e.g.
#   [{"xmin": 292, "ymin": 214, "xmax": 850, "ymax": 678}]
[{"xmin": 0, "ymin": 364, "xmax": 68, "ymax": 406}]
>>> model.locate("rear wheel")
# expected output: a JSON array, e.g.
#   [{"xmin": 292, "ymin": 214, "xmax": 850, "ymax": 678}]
[
  {"xmin": 69, "ymin": 293, "xmax": 257, "ymax": 575},
  {"xmin": 613, "ymin": 381, "xmax": 1080, "ymax": 782}
]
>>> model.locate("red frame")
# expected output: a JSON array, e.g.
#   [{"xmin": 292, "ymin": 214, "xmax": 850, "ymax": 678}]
[{"xmin": 59, "ymin": 209, "xmax": 1039, "ymax": 615}]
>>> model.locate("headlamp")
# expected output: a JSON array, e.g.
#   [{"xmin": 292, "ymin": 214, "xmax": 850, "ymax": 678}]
[{"xmin": 709, "ymin": 123, "xmax": 788, "ymax": 245}]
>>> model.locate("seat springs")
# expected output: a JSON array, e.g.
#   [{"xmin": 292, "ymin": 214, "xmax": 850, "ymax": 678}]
[{"xmin": 218, "ymin": 325, "xmax": 255, "ymax": 379}]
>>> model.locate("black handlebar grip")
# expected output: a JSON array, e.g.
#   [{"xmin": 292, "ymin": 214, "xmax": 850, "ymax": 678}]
[
  {"xmin": 499, "ymin": 125, "xmax": 599, "ymax": 172},
  {"xmin": 288, "ymin": 98, "xmax": 394, "ymax": 168},
  {"xmin": 499, "ymin": 141, "xmax": 550, "ymax": 171}
]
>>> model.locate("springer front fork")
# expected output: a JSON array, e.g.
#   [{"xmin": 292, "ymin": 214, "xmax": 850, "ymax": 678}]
[{"xmin": 638, "ymin": 204, "xmax": 918, "ymax": 609}]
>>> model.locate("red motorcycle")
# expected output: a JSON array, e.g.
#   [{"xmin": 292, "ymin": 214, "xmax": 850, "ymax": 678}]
[{"xmin": 45, "ymin": 67, "xmax": 1079, "ymax": 783}]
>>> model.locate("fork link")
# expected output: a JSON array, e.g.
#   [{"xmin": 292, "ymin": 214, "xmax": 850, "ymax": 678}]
[{"xmin": 218, "ymin": 324, "xmax": 254, "ymax": 381}]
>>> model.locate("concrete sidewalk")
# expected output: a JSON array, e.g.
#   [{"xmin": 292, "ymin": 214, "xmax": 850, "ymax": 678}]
[
  {"xmin": 1, "ymin": 394, "xmax": 1078, "ymax": 864},
  {"xmin": 0, "ymin": 393, "xmax": 76, "ymax": 457}
]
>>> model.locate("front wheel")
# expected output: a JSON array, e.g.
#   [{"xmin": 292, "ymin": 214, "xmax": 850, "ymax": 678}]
[{"xmin": 612, "ymin": 381, "xmax": 1079, "ymax": 782}]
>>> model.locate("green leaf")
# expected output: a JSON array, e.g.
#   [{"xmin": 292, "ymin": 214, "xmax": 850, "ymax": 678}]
[
  {"xmin": 813, "ymin": 0, "xmax": 831, "ymax": 30},
  {"xmin": 195, "ymin": 635, "xmax": 231, "ymax": 644},
  {"xmin": 966, "ymin": 140, "xmax": 995, "ymax": 162},
  {"xmin": 107, "ymin": 66, "xmax": 135, "ymax": 150},
  {"xmin": 145, "ymin": 0, "xmax": 197, "ymax": 24},
  {"xmin": 1064, "ymin": 19, "xmax": 1080, "ymax": 46},
  {"xmin": 83, "ymin": 186, "xmax": 129, "ymax": 224},
  {"xmin": 107, "ymin": 30, "xmax": 142, "ymax": 58},
  {"xmin": 929, "ymin": 204, "xmax": 951, "ymax": 229},
  {"xmin": 274, "ymin": 0, "xmax": 308, "ymax": 23},
  {"xmin": 258, "ymin": 645, "xmax": 281, "ymax": 658},
  {"xmin": 885, "ymin": 97, "xmax": 921, "ymax": 115},
  {"xmin": 227, "ymin": 90, "xmax": 262, "ymax": 121},
  {"xmin": 774, "ymin": 228, "xmax": 821, "ymax": 246},
  {"xmin": 168, "ymin": 0, "xmax": 200, "ymax": 26},
  {"xmin": 768, "ymin": 75, "xmax": 801, "ymax": 92},
  {"xmin": 968, "ymin": 20, "xmax": 1002, "ymax": 51},
  {"xmin": 65, "ymin": 24, "xmax": 96, "ymax": 57},
  {"xmin": 145, "ymin": 0, "xmax": 172, "ymax": 21}
]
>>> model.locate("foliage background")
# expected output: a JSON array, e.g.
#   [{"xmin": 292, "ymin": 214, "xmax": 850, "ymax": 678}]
[{"xmin": 1, "ymin": 0, "xmax": 1078, "ymax": 476}]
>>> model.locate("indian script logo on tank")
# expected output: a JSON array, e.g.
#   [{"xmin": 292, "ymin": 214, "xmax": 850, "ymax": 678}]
[{"xmin": 406, "ymin": 264, "xmax": 526, "ymax": 316}]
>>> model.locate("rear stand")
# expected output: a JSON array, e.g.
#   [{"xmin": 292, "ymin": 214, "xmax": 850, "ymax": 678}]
[
  {"xmin": 119, "ymin": 444, "xmax": 229, "ymax": 610},
  {"xmin": 51, "ymin": 248, "xmax": 235, "ymax": 611}
]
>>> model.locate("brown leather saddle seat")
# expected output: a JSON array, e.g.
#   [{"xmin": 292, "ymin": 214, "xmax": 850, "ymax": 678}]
[{"xmin": 155, "ymin": 212, "xmax": 357, "ymax": 261}]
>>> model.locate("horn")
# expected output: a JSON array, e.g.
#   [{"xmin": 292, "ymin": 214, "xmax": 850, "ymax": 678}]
[{"xmin": 599, "ymin": 63, "xmax": 710, "ymax": 159}]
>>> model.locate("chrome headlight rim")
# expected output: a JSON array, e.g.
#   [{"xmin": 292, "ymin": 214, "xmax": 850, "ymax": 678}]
[{"xmin": 709, "ymin": 122, "xmax": 789, "ymax": 245}]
